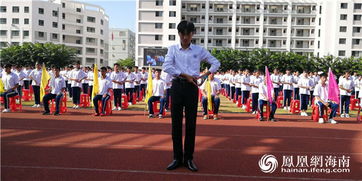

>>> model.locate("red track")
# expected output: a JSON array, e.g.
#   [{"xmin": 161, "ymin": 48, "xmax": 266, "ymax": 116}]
[{"xmin": 1, "ymin": 107, "xmax": 362, "ymax": 180}]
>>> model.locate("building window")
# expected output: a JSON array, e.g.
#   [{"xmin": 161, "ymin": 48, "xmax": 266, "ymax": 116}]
[
  {"xmin": 339, "ymin": 38, "xmax": 346, "ymax": 44},
  {"xmin": 24, "ymin": 6, "xmax": 29, "ymax": 13},
  {"xmin": 38, "ymin": 8, "xmax": 44, "ymax": 14},
  {"xmin": 76, "ymin": 19, "xmax": 81, "ymax": 23},
  {"xmin": 87, "ymin": 27, "xmax": 95, "ymax": 33},
  {"xmin": 52, "ymin": 22, "xmax": 58, "ymax": 28},
  {"xmin": 352, "ymin": 39, "xmax": 360, "ymax": 45},
  {"xmin": 0, "ymin": 30, "xmax": 7, "ymax": 36},
  {"xmin": 100, "ymin": 29, "xmax": 103, "ymax": 35},
  {"xmin": 340, "ymin": 3, "xmax": 348, "ymax": 9},
  {"xmin": 169, "ymin": 0, "xmax": 176, "ymax": 6},
  {"xmin": 62, "ymin": 13, "xmax": 65, "ymax": 19},
  {"xmin": 38, "ymin": 20, "xmax": 44, "ymax": 26},
  {"xmin": 169, "ymin": 11, "xmax": 176, "ymax": 17},
  {"xmin": 52, "ymin": 33, "xmax": 58, "ymax": 39},
  {"xmin": 338, "ymin": 50, "xmax": 345, "ymax": 56},
  {"xmin": 354, "ymin": 15, "xmax": 362, "ymax": 21},
  {"xmin": 62, "ymin": 24, "xmax": 65, "ymax": 30},
  {"xmin": 340, "ymin": 14, "xmax": 347, "ymax": 20},
  {"xmin": 0, "ymin": 6, "xmax": 6, "ymax": 12},
  {"xmin": 62, "ymin": 3, "xmax": 65, "ymax": 8},
  {"xmin": 169, "ymin": 23, "xmax": 176, "ymax": 29},
  {"xmin": 101, "ymin": 19, "xmax": 103, "ymax": 25},
  {"xmin": 156, "ymin": 0, "xmax": 163, "ymax": 6},
  {"xmin": 76, "ymin": 8, "xmax": 81, "ymax": 12},
  {"xmin": 12, "ymin": 18, "xmax": 19, "ymax": 24},
  {"xmin": 169, "ymin": 35, "xmax": 175, "ymax": 40},
  {"xmin": 87, "ymin": 16, "xmax": 96, "ymax": 23},
  {"xmin": 0, "ymin": 18, "xmax": 6, "ymax": 24},
  {"xmin": 52, "ymin": 10, "xmax": 58, "ymax": 17},
  {"xmin": 355, "ymin": 3, "xmax": 362, "ymax": 10},
  {"xmin": 155, "ymin": 11, "xmax": 163, "ymax": 17},
  {"xmin": 23, "ymin": 30, "xmax": 29, "ymax": 37},
  {"xmin": 340, "ymin": 26, "xmax": 347, "ymax": 32},
  {"xmin": 11, "ymin": 30, "xmax": 20, "ymax": 37},
  {"xmin": 12, "ymin": 6, "xmax": 19, "ymax": 13},
  {"xmin": 353, "ymin": 27, "xmax": 361, "ymax": 33},
  {"xmin": 155, "ymin": 35, "xmax": 162, "ymax": 40},
  {"xmin": 155, "ymin": 23, "xmax": 162, "ymax": 29}
]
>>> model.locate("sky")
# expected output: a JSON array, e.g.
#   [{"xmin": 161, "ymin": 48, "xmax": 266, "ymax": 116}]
[{"xmin": 78, "ymin": 0, "xmax": 136, "ymax": 32}]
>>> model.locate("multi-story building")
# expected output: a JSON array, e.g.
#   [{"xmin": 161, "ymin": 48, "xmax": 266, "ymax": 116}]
[
  {"xmin": 136, "ymin": 0, "xmax": 362, "ymax": 67},
  {"xmin": 108, "ymin": 28, "xmax": 135, "ymax": 66},
  {"xmin": 0, "ymin": 0, "xmax": 109, "ymax": 66}
]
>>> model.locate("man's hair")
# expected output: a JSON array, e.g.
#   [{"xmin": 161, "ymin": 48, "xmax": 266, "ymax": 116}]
[
  {"xmin": 76, "ymin": 61, "xmax": 81, "ymax": 65},
  {"xmin": 100, "ymin": 67, "xmax": 107, "ymax": 71},
  {"xmin": 54, "ymin": 67, "xmax": 60, "ymax": 71},
  {"xmin": 114, "ymin": 63, "xmax": 120, "ymax": 67},
  {"xmin": 142, "ymin": 67, "xmax": 146, "ymax": 70},
  {"xmin": 177, "ymin": 21, "xmax": 195, "ymax": 35},
  {"xmin": 320, "ymin": 73, "xmax": 327, "ymax": 78},
  {"xmin": 155, "ymin": 69, "xmax": 162, "ymax": 73},
  {"xmin": 4, "ymin": 64, "xmax": 12, "ymax": 69}
]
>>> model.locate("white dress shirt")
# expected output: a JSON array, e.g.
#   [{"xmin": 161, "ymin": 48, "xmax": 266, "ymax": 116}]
[
  {"xmin": 314, "ymin": 83, "xmax": 328, "ymax": 103},
  {"xmin": 15, "ymin": 70, "xmax": 26, "ymax": 86},
  {"xmin": 2, "ymin": 72, "xmax": 19, "ymax": 92},
  {"xmin": 50, "ymin": 76, "xmax": 66, "ymax": 94},
  {"xmin": 270, "ymin": 74, "xmax": 280, "ymax": 88},
  {"xmin": 30, "ymin": 69, "xmax": 42, "ymax": 86},
  {"xmin": 298, "ymin": 77, "xmax": 312, "ymax": 95},
  {"xmin": 200, "ymin": 79, "xmax": 221, "ymax": 96},
  {"xmin": 134, "ymin": 72, "xmax": 142, "ymax": 86},
  {"xmin": 110, "ymin": 71, "xmax": 126, "ymax": 89},
  {"xmin": 23, "ymin": 69, "xmax": 32, "ymax": 81},
  {"xmin": 281, "ymin": 74, "xmax": 294, "ymax": 90},
  {"xmin": 258, "ymin": 83, "xmax": 274, "ymax": 101},
  {"xmin": 163, "ymin": 43, "xmax": 220, "ymax": 77},
  {"xmin": 140, "ymin": 72, "xmax": 148, "ymax": 84},
  {"xmin": 70, "ymin": 69, "xmax": 87, "ymax": 88},
  {"xmin": 251, "ymin": 76, "xmax": 263, "ymax": 93},
  {"xmin": 98, "ymin": 76, "xmax": 112, "ymax": 95},
  {"xmin": 124, "ymin": 72, "xmax": 136, "ymax": 88},
  {"xmin": 152, "ymin": 79, "xmax": 166, "ymax": 97},
  {"xmin": 339, "ymin": 77, "xmax": 354, "ymax": 96},
  {"xmin": 240, "ymin": 75, "xmax": 251, "ymax": 91}
]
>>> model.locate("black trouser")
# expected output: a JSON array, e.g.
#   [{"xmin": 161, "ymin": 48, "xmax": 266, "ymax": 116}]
[
  {"xmin": 252, "ymin": 93, "xmax": 259, "ymax": 112},
  {"xmin": 82, "ymin": 83, "xmax": 89, "ymax": 94},
  {"xmin": 171, "ymin": 78, "xmax": 198, "ymax": 161},
  {"xmin": 284, "ymin": 90, "xmax": 292, "ymax": 107},
  {"xmin": 310, "ymin": 91, "xmax": 314, "ymax": 105},
  {"xmin": 300, "ymin": 94, "xmax": 309, "ymax": 111},
  {"xmin": 72, "ymin": 87, "xmax": 81, "ymax": 104},
  {"xmin": 113, "ymin": 89, "xmax": 123, "ymax": 107},
  {"xmin": 23, "ymin": 80, "xmax": 30, "ymax": 89},
  {"xmin": 135, "ymin": 85, "xmax": 140, "ymax": 99},
  {"xmin": 43, "ymin": 93, "xmax": 63, "ymax": 114},
  {"xmin": 274, "ymin": 88, "xmax": 279, "ymax": 101},
  {"xmin": 165, "ymin": 88, "xmax": 171, "ymax": 109},
  {"xmin": 1, "ymin": 90, "xmax": 18, "ymax": 109},
  {"xmin": 231, "ymin": 87, "xmax": 235, "ymax": 99},
  {"xmin": 17, "ymin": 85, "xmax": 22, "ymax": 98},
  {"xmin": 241, "ymin": 90, "xmax": 250, "ymax": 104},
  {"xmin": 294, "ymin": 88, "xmax": 300, "ymax": 100},
  {"xmin": 32, "ymin": 85, "xmax": 40, "ymax": 104},
  {"xmin": 67, "ymin": 84, "xmax": 72, "ymax": 98},
  {"xmin": 140, "ymin": 84, "xmax": 146, "ymax": 97},
  {"xmin": 93, "ymin": 94, "xmax": 110, "ymax": 114},
  {"xmin": 89, "ymin": 86, "xmax": 93, "ymax": 100},
  {"xmin": 125, "ymin": 88, "xmax": 134, "ymax": 103},
  {"xmin": 340, "ymin": 95, "xmax": 351, "ymax": 114},
  {"xmin": 148, "ymin": 96, "xmax": 165, "ymax": 115},
  {"xmin": 235, "ymin": 88, "xmax": 241, "ymax": 101}
]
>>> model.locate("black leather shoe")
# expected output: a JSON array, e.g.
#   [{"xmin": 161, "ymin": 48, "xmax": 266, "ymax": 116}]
[
  {"xmin": 184, "ymin": 160, "xmax": 198, "ymax": 172},
  {"xmin": 166, "ymin": 160, "xmax": 182, "ymax": 170}
]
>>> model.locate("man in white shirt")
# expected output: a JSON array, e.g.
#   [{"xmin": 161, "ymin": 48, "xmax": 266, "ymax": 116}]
[
  {"xmin": 81, "ymin": 67, "xmax": 89, "ymax": 94},
  {"xmin": 110, "ymin": 63, "xmax": 126, "ymax": 111},
  {"xmin": 29, "ymin": 63, "xmax": 42, "ymax": 107},
  {"xmin": 240, "ymin": 69, "xmax": 251, "ymax": 109},
  {"xmin": 234, "ymin": 70, "xmax": 242, "ymax": 105},
  {"xmin": 309, "ymin": 72, "xmax": 316, "ymax": 106},
  {"xmin": 124, "ymin": 67, "xmax": 136, "ymax": 105},
  {"xmin": 140, "ymin": 67, "xmax": 148, "ymax": 98},
  {"xmin": 93, "ymin": 67, "xmax": 112, "ymax": 116},
  {"xmin": 281, "ymin": 69, "xmax": 294, "ymax": 110},
  {"xmin": 271, "ymin": 69, "xmax": 280, "ymax": 101},
  {"xmin": 147, "ymin": 69, "xmax": 167, "ymax": 118},
  {"xmin": 14, "ymin": 65, "xmax": 26, "ymax": 99},
  {"xmin": 69, "ymin": 61, "xmax": 87, "ymax": 109},
  {"xmin": 23, "ymin": 66, "xmax": 32, "ymax": 89},
  {"xmin": 314, "ymin": 74, "xmax": 338, "ymax": 124},
  {"xmin": 87, "ymin": 65, "xmax": 95, "ymax": 100},
  {"xmin": 298, "ymin": 71, "xmax": 312, "ymax": 116},
  {"xmin": 65, "ymin": 65, "xmax": 73, "ymax": 98},
  {"xmin": 162, "ymin": 21, "xmax": 220, "ymax": 171},
  {"xmin": 42, "ymin": 67, "xmax": 66, "ymax": 116},
  {"xmin": 339, "ymin": 72, "xmax": 354, "ymax": 118},
  {"xmin": 250, "ymin": 71, "xmax": 263, "ymax": 114},
  {"xmin": 134, "ymin": 67, "xmax": 142, "ymax": 101},
  {"xmin": 200, "ymin": 73, "xmax": 221, "ymax": 120},
  {"xmin": 1, "ymin": 64, "xmax": 19, "ymax": 113},
  {"xmin": 293, "ymin": 71, "xmax": 300, "ymax": 100},
  {"xmin": 258, "ymin": 78, "xmax": 277, "ymax": 122}
]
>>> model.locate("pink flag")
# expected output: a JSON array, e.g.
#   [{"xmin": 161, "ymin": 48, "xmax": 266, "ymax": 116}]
[
  {"xmin": 265, "ymin": 66, "xmax": 273, "ymax": 103},
  {"xmin": 328, "ymin": 68, "xmax": 340, "ymax": 103}
]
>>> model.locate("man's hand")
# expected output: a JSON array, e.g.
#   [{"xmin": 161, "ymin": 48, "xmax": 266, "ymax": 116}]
[
  {"xmin": 103, "ymin": 94, "xmax": 107, "ymax": 98},
  {"xmin": 181, "ymin": 73, "xmax": 197, "ymax": 86}
]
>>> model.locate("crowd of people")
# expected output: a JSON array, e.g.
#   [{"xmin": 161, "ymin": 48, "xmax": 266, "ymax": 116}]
[{"xmin": 1, "ymin": 62, "xmax": 361, "ymax": 123}]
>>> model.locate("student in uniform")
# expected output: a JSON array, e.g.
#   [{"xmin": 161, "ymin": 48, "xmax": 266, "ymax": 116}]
[
  {"xmin": 147, "ymin": 69, "xmax": 167, "ymax": 119},
  {"xmin": 66, "ymin": 65, "xmax": 73, "ymax": 98},
  {"xmin": 298, "ymin": 71, "xmax": 312, "ymax": 116},
  {"xmin": 69, "ymin": 61, "xmax": 87, "ymax": 109},
  {"xmin": 23, "ymin": 66, "xmax": 32, "ymax": 89},
  {"xmin": 271, "ymin": 69, "xmax": 280, "ymax": 101},
  {"xmin": 87, "ymin": 65, "xmax": 95, "ymax": 100},
  {"xmin": 200, "ymin": 73, "xmax": 221, "ymax": 120},
  {"xmin": 1, "ymin": 64, "xmax": 19, "ymax": 113},
  {"xmin": 250, "ymin": 71, "xmax": 263, "ymax": 114},
  {"xmin": 240, "ymin": 69, "xmax": 251, "ymax": 109},
  {"xmin": 29, "ymin": 63, "xmax": 42, "ymax": 107},
  {"xmin": 234, "ymin": 70, "xmax": 242, "ymax": 105},
  {"xmin": 258, "ymin": 78, "xmax": 277, "ymax": 122},
  {"xmin": 293, "ymin": 71, "xmax": 300, "ymax": 100},
  {"xmin": 314, "ymin": 74, "xmax": 338, "ymax": 124},
  {"xmin": 161, "ymin": 70, "xmax": 172, "ymax": 111},
  {"xmin": 339, "ymin": 72, "xmax": 354, "ymax": 118},
  {"xmin": 110, "ymin": 63, "xmax": 126, "ymax": 111},
  {"xmin": 140, "ymin": 67, "xmax": 148, "ymax": 97},
  {"xmin": 309, "ymin": 72, "xmax": 316, "ymax": 105},
  {"xmin": 281, "ymin": 69, "xmax": 294, "ymax": 110},
  {"xmin": 42, "ymin": 67, "xmax": 66, "ymax": 116},
  {"xmin": 93, "ymin": 67, "xmax": 112, "ymax": 116},
  {"xmin": 134, "ymin": 67, "xmax": 142, "ymax": 100},
  {"xmin": 81, "ymin": 67, "xmax": 89, "ymax": 94},
  {"xmin": 124, "ymin": 67, "xmax": 136, "ymax": 105},
  {"xmin": 14, "ymin": 65, "xmax": 26, "ymax": 99}
]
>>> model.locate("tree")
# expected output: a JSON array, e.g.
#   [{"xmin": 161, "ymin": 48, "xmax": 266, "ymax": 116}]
[
  {"xmin": 0, "ymin": 42, "xmax": 77, "ymax": 67},
  {"xmin": 117, "ymin": 58, "xmax": 135, "ymax": 68}
]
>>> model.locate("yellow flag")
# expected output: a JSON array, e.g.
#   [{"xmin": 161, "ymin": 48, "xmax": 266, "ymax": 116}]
[
  {"xmin": 40, "ymin": 63, "xmax": 50, "ymax": 102},
  {"xmin": 92, "ymin": 64, "xmax": 99, "ymax": 99},
  {"xmin": 205, "ymin": 78, "xmax": 213, "ymax": 111},
  {"xmin": 144, "ymin": 65, "xmax": 153, "ymax": 103},
  {"xmin": 0, "ymin": 79, "xmax": 4, "ymax": 93}
]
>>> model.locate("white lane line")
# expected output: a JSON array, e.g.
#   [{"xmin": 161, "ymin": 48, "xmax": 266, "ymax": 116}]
[
  {"xmin": 1, "ymin": 165, "xmax": 358, "ymax": 181},
  {"xmin": 2, "ymin": 126, "xmax": 362, "ymax": 141}
]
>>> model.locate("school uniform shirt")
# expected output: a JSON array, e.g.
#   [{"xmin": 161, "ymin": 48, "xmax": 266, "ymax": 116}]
[
  {"xmin": 110, "ymin": 71, "xmax": 126, "ymax": 89},
  {"xmin": 50, "ymin": 76, "xmax": 66, "ymax": 95},
  {"xmin": 240, "ymin": 75, "xmax": 251, "ymax": 91},
  {"xmin": 298, "ymin": 77, "xmax": 312, "ymax": 95},
  {"xmin": 140, "ymin": 72, "xmax": 148, "ymax": 85},
  {"xmin": 229, "ymin": 75, "xmax": 236, "ymax": 87},
  {"xmin": 339, "ymin": 77, "xmax": 354, "ymax": 96},
  {"xmin": 15, "ymin": 70, "xmax": 26, "ymax": 86},
  {"xmin": 134, "ymin": 72, "xmax": 142, "ymax": 86},
  {"xmin": 70, "ymin": 69, "xmax": 87, "ymax": 88},
  {"xmin": 163, "ymin": 43, "xmax": 220, "ymax": 77},
  {"xmin": 60, "ymin": 70, "xmax": 68, "ymax": 81},
  {"xmin": 124, "ymin": 72, "xmax": 136, "ymax": 89},
  {"xmin": 235, "ymin": 74, "xmax": 241, "ymax": 88},
  {"xmin": 258, "ymin": 83, "xmax": 274, "ymax": 101},
  {"xmin": 87, "ymin": 71, "xmax": 94, "ymax": 86},
  {"xmin": 30, "ymin": 69, "xmax": 42, "ymax": 86},
  {"xmin": 313, "ymin": 83, "xmax": 328, "ymax": 103},
  {"xmin": 82, "ymin": 71, "xmax": 89, "ymax": 84},
  {"xmin": 355, "ymin": 78, "xmax": 361, "ymax": 93},
  {"xmin": 161, "ymin": 71, "xmax": 173, "ymax": 89},
  {"xmin": 251, "ymin": 76, "xmax": 263, "ymax": 94},
  {"xmin": 293, "ymin": 75, "xmax": 300, "ymax": 88},
  {"xmin": 152, "ymin": 79, "xmax": 167, "ymax": 97},
  {"xmin": 281, "ymin": 74, "xmax": 294, "ymax": 90},
  {"xmin": 23, "ymin": 69, "xmax": 32, "ymax": 81},
  {"xmin": 97, "ymin": 76, "xmax": 112, "ymax": 95},
  {"xmin": 270, "ymin": 74, "xmax": 280, "ymax": 88},
  {"xmin": 200, "ymin": 79, "xmax": 221, "ymax": 96},
  {"xmin": 66, "ymin": 70, "xmax": 73, "ymax": 84},
  {"xmin": 2, "ymin": 72, "xmax": 19, "ymax": 92}
]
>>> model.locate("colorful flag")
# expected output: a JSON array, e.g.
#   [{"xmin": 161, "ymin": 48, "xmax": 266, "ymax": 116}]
[
  {"xmin": 144, "ymin": 65, "xmax": 153, "ymax": 103},
  {"xmin": 92, "ymin": 64, "xmax": 99, "ymax": 99},
  {"xmin": 205, "ymin": 78, "xmax": 213, "ymax": 111},
  {"xmin": 0, "ymin": 79, "xmax": 4, "ymax": 93},
  {"xmin": 328, "ymin": 68, "xmax": 340, "ymax": 103},
  {"xmin": 265, "ymin": 66, "xmax": 273, "ymax": 103},
  {"xmin": 40, "ymin": 63, "xmax": 50, "ymax": 102}
]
